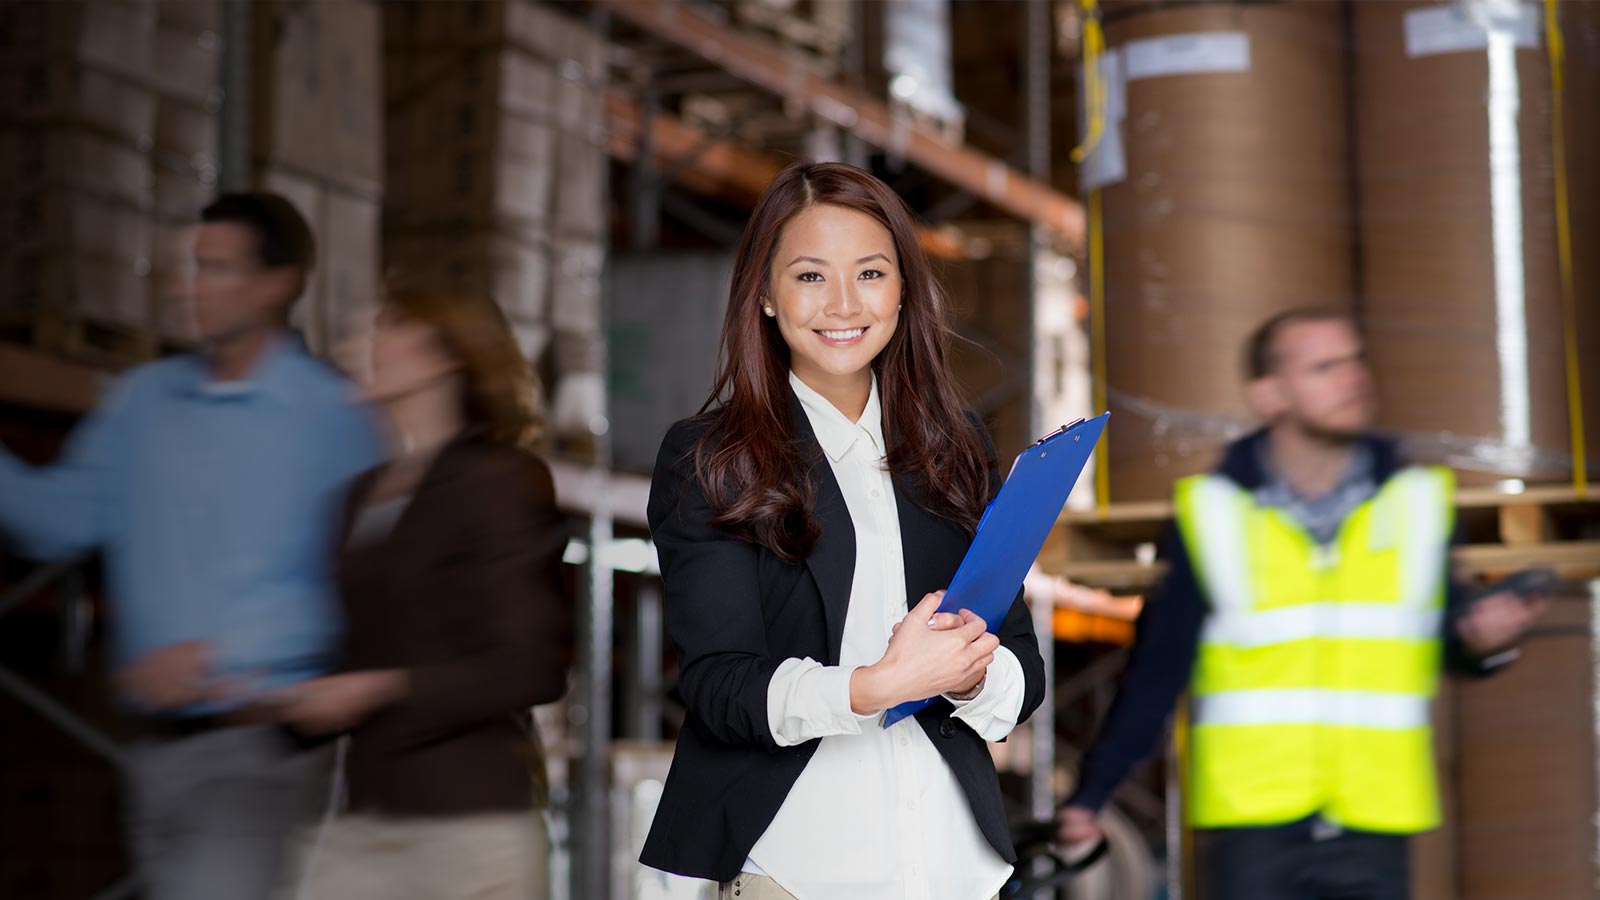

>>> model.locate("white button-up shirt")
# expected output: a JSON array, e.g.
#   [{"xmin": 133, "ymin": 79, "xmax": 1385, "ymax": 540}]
[{"xmin": 741, "ymin": 372, "xmax": 1026, "ymax": 900}]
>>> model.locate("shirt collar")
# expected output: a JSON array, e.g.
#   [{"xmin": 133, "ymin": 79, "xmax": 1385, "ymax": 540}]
[
  {"xmin": 175, "ymin": 332, "xmax": 309, "ymax": 405},
  {"xmin": 789, "ymin": 371, "xmax": 885, "ymax": 463},
  {"xmin": 1254, "ymin": 439, "xmax": 1376, "ymax": 507}
]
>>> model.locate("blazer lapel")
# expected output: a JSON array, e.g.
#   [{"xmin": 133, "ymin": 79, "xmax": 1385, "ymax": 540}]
[
  {"xmin": 893, "ymin": 459, "xmax": 974, "ymax": 607},
  {"xmin": 793, "ymin": 392, "xmax": 857, "ymax": 665}
]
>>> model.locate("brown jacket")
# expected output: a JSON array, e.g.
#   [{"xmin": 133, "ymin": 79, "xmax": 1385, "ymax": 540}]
[{"xmin": 334, "ymin": 432, "xmax": 570, "ymax": 816}]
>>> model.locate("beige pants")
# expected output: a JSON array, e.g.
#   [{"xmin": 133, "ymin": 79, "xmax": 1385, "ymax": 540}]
[
  {"xmin": 288, "ymin": 811, "xmax": 549, "ymax": 900},
  {"xmin": 717, "ymin": 874, "xmax": 998, "ymax": 900}
]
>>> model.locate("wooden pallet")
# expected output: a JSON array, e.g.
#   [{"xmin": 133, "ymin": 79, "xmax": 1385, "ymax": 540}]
[
  {"xmin": 1040, "ymin": 486, "xmax": 1600, "ymax": 591},
  {"xmin": 0, "ymin": 310, "xmax": 161, "ymax": 370},
  {"xmin": 0, "ymin": 343, "xmax": 104, "ymax": 413}
]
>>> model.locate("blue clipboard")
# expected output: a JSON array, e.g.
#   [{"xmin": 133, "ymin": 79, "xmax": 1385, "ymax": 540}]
[{"xmin": 882, "ymin": 412, "xmax": 1109, "ymax": 727}]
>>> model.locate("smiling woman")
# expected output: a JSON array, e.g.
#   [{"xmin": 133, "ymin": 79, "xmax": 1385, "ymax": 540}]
[
  {"xmin": 640, "ymin": 161, "xmax": 1047, "ymax": 900},
  {"xmin": 692, "ymin": 160, "xmax": 993, "ymax": 561}
]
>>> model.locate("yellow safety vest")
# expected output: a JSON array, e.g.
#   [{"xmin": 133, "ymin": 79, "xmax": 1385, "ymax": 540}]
[{"xmin": 1173, "ymin": 466, "xmax": 1454, "ymax": 833}]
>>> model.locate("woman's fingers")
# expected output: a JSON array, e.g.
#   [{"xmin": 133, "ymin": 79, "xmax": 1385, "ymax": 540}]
[{"xmin": 913, "ymin": 590, "xmax": 946, "ymax": 613}]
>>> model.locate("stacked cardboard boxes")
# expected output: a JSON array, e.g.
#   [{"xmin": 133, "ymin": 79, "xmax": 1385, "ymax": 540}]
[
  {"xmin": 251, "ymin": 0, "xmax": 382, "ymax": 366},
  {"xmin": 0, "ymin": 0, "xmax": 220, "ymax": 363},
  {"xmin": 384, "ymin": 0, "xmax": 606, "ymax": 447}
]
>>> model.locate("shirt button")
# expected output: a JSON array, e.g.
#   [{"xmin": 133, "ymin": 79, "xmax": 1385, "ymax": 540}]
[{"xmin": 871, "ymin": 489, "xmax": 881, "ymax": 497}]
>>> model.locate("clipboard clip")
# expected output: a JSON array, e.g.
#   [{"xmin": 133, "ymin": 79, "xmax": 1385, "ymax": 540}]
[{"xmin": 1029, "ymin": 418, "xmax": 1087, "ymax": 449}]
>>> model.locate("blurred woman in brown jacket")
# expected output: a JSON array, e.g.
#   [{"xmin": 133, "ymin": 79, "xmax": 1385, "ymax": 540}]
[{"xmin": 278, "ymin": 282, "xmax": 569, "ymax": 900}]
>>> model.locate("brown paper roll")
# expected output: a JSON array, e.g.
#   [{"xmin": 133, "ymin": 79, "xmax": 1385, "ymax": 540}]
[
  {"xmin": 1566, "ymin": 1, "xmax": 1600, "ymax": 482},
  {"xmin": 1354, "ymin": 0, "xmax": 1581, "ymax": 483},
  {"xmin": 1103, "ymin": 1, "xmax": 1353, "ymax": 501}
]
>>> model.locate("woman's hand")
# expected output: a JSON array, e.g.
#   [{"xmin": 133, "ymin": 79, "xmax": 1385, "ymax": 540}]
[
  {"xmin": 272, "ymin": 669, "xmax": 408, "ymax": 736},
  {"xmin": 851, "ymin": 592, "xmax": 998, "ymax": 714}
]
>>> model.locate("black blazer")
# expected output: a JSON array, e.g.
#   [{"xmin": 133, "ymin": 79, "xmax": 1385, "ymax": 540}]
[{"xmin": 640, "ymin": 394, "xmax": 1048, "ymax": 882}]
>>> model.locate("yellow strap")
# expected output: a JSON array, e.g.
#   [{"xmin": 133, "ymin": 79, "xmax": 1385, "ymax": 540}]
[
  {"xmin": 1089, "ymin": 188, "xmax": 1109, "ymax": 512},
  {"xmin": 1546, "ymin": 0, "xmax": 1589, "ymax": 496},
  {"xmin": 1070, "ymin": 0, "xmax": 1106, "ymax": 163},
  {"xmin": 1071, "ymin": 0, "xmax": 1111, "ymax": 510}
]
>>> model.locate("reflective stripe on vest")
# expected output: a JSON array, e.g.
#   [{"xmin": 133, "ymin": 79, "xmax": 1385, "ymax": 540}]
[
  {"xmin": 1174, "ymin": 465, "xmax": 1455, "ymax": 833},
  {"xmin": 1192, "ymin": 689, "xmax": 1429, "ymax": 730}
]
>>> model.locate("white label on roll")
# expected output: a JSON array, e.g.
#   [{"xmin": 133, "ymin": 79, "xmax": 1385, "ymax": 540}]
[
  {"xmin": 1404, "ymin": 1, "xmax": 1539, "ymax": 58},
  {"xmin": 1080, "ymin": 48, "xmax": 1127, "ymax": 192},
  {"xmin": 1123, "ymin": 32, "xmax": 1250, "ymax": 81}
]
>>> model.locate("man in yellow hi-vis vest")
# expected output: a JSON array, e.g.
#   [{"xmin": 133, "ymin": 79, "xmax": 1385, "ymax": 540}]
[{"xmin": 1056, "ymin": 310, "xmax": 1541, "ymax": 899}]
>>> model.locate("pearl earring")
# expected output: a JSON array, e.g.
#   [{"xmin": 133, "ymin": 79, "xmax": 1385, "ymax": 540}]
[{"xmin": 764, "ymin": 305, "xmax": 775, "ymax": 316}]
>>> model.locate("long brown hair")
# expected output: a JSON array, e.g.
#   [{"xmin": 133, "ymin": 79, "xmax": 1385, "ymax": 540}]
[
  {"xmin": 383, "ymin": 279, "xmax": 544, "ymax": 450},
  {"xmin": 693, "ymin": 161, "xmax": 991, "ymax": 561}
]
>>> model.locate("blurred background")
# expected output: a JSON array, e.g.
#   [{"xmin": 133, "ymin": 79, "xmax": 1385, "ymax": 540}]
[{"xmin": 0, "ymin": 0, "xmax": 1597, "ymax": 898}]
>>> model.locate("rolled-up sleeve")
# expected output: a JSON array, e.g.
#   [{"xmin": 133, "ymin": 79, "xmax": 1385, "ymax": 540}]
[
  {"xmin": 766, "ymin": 657, "xmax": 879, "ymax": 746},
  {"xmin": 944, "ymin": 646, "xmax": 1026, "ymax": 742}
]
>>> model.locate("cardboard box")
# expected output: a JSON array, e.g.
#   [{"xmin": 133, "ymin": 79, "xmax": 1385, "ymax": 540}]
[
  {"xmin": 381, "ymin": 1, "xmax": 423, "ymax": 52},
  {"xmin": 0, "ymin": 59, "xmax": 157, "ymax": 147},
  {"xmin": 152, "ymin": 158, "xmax": 214, "ymax": 225},
  {"xmin": 386, "ymin": 105, "xmax": 555, "ymax": 232},
  {"xmin": 148, "ymin": 20, "xmax": 220, "ymax": 107},
  {"xmin": 382, "ymin": 229, "xmax": 551, "ymax": 323},
  {"xmin": 317, "ymin": 189, "xmax": 379, "ymax": 357},
  {"xmin": 0, "ymin": 0, "xmax": 157, "ymax": 79},
  {"xmin": 255, "ymin": 0, "xmax": 381, "ymax": 194},
  {"xmin": 0, "ymin": 189, "xmax": 152, "ymax": 270},
  {"xmin": 149, "ymin": 222, "xmax": 198, "ymax": 343},
  {"xmin": 156, "ymin": 0, "xmax": 219, "ymax": 35},
  {"xmin": 507, "ymin": 312, "xmax": 551, "ymax": 365},
  {"xmin": 388, "ymin": 45, "xmax": 583, "ymax": 131},
  {"xmin": 0, "ymin": 248, "xmax": 153, "ymax": 328},
  {"xmin": 549, "ymin": 238, "xmax": 603, "ymax": 335},
  {"xmin": 256, "ymin": 168, "xmax": 326, "ymax": 349},
  {"xmin": 407, "ymin": 0, "xmax": 606, "ymax": 78},
  {"xmin": 256, "ymin": 167, "xmax": 381, "ymax": 357},
  {"xmin": 0, "ymin": 127, "xmax": 154, "ymax": 209},
  {"xmin": 153, "ymin": 96, "xmax": 216, "ymax": 172},
  {"xmin": 1453, "ymin": 607, "xmax": 1599, "ymax": 900},
  {"xmin": 551, "ymin": 130, "xmax": 604, "ymax": 240}
]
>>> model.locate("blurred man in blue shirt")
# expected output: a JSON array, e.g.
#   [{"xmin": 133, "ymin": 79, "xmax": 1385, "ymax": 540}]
[{"xmin": 0, "ymin": 193, "xmax": 383, "ymax": 900}]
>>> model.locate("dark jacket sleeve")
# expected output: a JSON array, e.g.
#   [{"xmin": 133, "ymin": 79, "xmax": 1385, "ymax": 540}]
[
  {"xmin": 1066, "ymin": 524, "xmax": 1205, "ymax": 813},
  {"xmin": 1441, "ymin": 522, "xmax": 1516, "ymax": 677},
  {"xmin": 649, "ymin": 422, "xmax": 785, "ymax": 752},
  {"xmin": 391, "ymin": 452, "xmax": 571, "ymax": 745},
  {"xmin": 972, "ymin": 414, "xmax": 1047, "ymax": 731}
]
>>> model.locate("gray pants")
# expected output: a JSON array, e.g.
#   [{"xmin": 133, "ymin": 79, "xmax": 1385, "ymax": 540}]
[{"xmin": 124, "ymin": 725, "xmax": 332, "ymax": 900}]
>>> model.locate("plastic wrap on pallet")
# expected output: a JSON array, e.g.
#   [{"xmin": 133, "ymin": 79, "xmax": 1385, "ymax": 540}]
[{"xmin": 1080, "ymin": 0, "xmax": 1600, "ymax": 502}]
